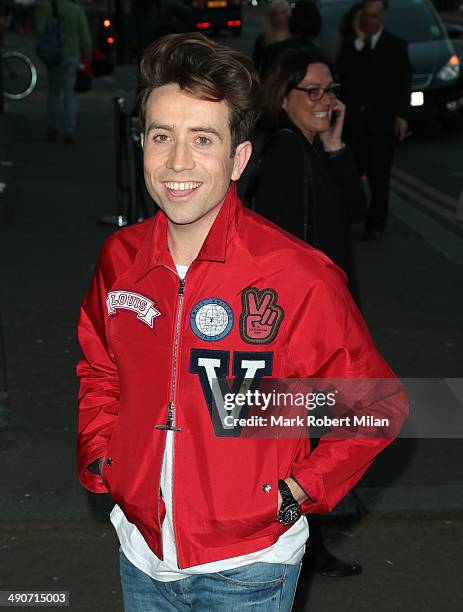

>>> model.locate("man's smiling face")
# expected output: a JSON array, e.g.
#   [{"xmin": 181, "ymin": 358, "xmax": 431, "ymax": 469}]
[{"xmin": 142, "ymin": 83, "xmax": 250, "ymax": 227}]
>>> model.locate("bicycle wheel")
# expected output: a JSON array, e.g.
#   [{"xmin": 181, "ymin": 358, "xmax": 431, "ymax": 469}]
[{"xmin": 2, "ymin": 51, "xmax": 38, "ymax": 100}]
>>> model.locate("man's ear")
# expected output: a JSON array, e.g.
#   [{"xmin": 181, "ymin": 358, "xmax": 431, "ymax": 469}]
[{"xmin": 231, "ymin": 140, "xmax": 253, "ymax": 181}]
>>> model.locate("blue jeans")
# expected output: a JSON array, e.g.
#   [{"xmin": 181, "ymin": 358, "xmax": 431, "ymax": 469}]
[
  {"xmin": 120, "ymin": 551, "xmax": 302, "ymax": 611},
  {"xmin": 47, "ymin": 59, "xmax": 79, "ymax": 134}
]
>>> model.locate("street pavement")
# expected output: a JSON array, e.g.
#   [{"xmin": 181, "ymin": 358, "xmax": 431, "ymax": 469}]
[{"xmin": 0, "ymin": 30, "xmax": 462, "ymax": 612}]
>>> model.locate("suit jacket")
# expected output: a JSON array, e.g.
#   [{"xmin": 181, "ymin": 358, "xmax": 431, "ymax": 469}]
[{"xmin": 337, "ymin": 30, "xmax": 411, "ymax": 135}]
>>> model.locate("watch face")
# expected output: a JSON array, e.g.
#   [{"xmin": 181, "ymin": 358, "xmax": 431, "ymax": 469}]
[{"xmin": 281, "ymin": 503, "xmax": 302, "ymax": 525}]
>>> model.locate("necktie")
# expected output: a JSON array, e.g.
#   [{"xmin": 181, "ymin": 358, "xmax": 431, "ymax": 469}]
[{"xmin": 362, "ymin": 36, "xmax": 372, "ymax": 55}]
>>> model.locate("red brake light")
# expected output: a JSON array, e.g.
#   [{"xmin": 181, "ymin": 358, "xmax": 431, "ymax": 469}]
[
  {"xmin": 195, "ymin": 22, "xmax": 212, "ymax": 29},
  {"xmin": 227, "ymin": 20, "xmax": 241, "ymax": 27}
]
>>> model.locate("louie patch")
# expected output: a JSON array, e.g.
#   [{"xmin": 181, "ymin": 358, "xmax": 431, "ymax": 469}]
[
  {"xmin": 190, "ymin": 298, "xmax": 234, "ymax": 342},
  {"xmin": 240, "ymin": 287, "xmax": 284, "ymax": 344},
  {"xmin": 106, "ymin": 291, "xmax": 161, "ymax": 329}
]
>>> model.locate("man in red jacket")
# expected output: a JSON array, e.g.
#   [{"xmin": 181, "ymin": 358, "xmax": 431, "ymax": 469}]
[{"xmin": 77, "ymin": 33, "xmax": 407, "ymax": 610}]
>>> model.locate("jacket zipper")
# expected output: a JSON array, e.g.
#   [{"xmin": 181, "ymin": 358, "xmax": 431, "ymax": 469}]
[{"xmin": 155, "ymin": 276, "xmax": 186, "ymax": 564}]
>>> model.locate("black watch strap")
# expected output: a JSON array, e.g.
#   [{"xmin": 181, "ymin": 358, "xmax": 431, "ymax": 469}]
[{"xmin": 278, "ymin": 479, "xmax": 297, "ymax": 504}]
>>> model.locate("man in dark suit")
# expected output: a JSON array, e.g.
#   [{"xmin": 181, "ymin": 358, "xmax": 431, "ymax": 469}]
[{"xmin": 337, "ymin": 0, "xmax": 411, "ymax": 240}]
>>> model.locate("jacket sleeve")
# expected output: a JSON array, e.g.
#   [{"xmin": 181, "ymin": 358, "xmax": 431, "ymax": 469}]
[
  {"xmin": 76, "ymin": 244, "xmax": 119, "ymax": 494},
  {"xmin": 325, "ymin": 148, "xmax": 366, "ymax": 223},
  {"xmin": 288, "ymin": 266, "xmax": 409, "ymax": 514}
]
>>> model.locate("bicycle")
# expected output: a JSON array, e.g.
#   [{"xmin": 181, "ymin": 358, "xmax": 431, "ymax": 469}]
[{"xmin": 2, "ymin": 50, "xmax": 37, "ymax": 100}]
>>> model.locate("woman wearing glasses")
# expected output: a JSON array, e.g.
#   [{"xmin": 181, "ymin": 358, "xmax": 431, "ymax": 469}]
[
  {"xmin": 252, "ymin": 47, "xmax": 366, "ymax": 578},
  {"xmin": 253, "ymin": 47, "xmax": 365, "ymax": 301}
]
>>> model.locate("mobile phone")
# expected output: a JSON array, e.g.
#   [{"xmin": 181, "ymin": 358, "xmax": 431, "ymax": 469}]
[{"xmin": 330, "ymin": 110, "xmax": 340, "ymax": 126}]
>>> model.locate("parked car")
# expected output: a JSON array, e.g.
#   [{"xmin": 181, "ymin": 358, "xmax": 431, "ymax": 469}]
[
  {"xmin": 191, "ymin": 0, "xmax": 243, "ymax": 36},
  {"xmin": 316, "ymin": 0, "xmax": 463, "ymax": 122}
]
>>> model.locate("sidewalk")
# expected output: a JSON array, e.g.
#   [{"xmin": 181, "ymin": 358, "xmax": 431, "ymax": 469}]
[{"xmin": 0, "ymin": 32, "xmax": 462, "ymax": 612}]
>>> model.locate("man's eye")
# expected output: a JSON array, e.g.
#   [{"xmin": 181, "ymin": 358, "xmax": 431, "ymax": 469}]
[
  {"xmin": 195, "ymin": 136, "xmax": 211, "ymax": 146},
  {"xmin": 308, "ymin": 88, "xmax": 321, "ymax": 97},
  {"xmin": 153, "ymin": 134, "xmax": 169, "ymax": 143}
]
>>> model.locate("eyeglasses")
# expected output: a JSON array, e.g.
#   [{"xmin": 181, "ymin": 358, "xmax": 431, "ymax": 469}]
[{"xmin": 292, "ymin": 84, "xmax": 341, "ymax": 101}]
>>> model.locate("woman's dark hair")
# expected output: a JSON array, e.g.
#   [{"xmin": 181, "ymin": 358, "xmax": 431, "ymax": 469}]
[
  {"xmin": 261, "ymin": 47, "xmax": 335, "ymax": 130},
  {"xmin": 139, "ymin": 33, "xmax": 260, "ymax": 154}
]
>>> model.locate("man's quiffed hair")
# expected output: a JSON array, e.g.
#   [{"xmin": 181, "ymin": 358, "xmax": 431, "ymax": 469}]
[{"xmin": 139, "ymin": 33, "xmax": 260, "ymax": 153}]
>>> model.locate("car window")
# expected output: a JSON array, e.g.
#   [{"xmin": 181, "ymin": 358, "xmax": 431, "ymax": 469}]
[{"xmin": 318, "ymin": 0, "xmax": 445, "ymax": 45}]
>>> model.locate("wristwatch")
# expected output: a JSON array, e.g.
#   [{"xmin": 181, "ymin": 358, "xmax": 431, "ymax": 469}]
[{"xmin": 277, "ymin": 479, "xmax": 302, "ymax": 525}]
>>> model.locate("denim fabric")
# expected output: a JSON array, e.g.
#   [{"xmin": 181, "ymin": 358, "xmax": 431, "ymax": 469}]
[
  {"xmin": 120, "ymin": 550, "xmax": 302, "ymax": 611},
  {"xmin": 47, "ymin": 58, "xmax": 79, "ymax": 134}
]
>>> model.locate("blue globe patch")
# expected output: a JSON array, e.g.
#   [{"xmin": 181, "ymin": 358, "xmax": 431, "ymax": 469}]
[{"xmin": 190, "ymin": 298, "xmax": 234, "ymax": 342}]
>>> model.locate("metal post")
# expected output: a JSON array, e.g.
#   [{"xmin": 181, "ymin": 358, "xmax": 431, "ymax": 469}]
[{"xmin": 99, "ymin": 97, "xmax": 128, "ymax": 226}]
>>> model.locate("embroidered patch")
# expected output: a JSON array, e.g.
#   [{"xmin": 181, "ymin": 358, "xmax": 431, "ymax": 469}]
[
  {"xmin": 190, "ymin": 298, "xmax": 234, "ymax": 342},
  {"xmin": 106, "ymin": 291, "xmax": 161, "ymax": 329},
  {"xmin": 240, "ymin": 287, "xmax": 284, "ymax": 344}
]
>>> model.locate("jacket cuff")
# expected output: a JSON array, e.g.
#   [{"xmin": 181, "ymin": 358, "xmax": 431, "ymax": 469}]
[
  {"xmin": 77, "ymin": 445, "xmax": 109, "ymax": 494},
  {"xmin": 290, "ymin": 467, "xmax": 328, "ymax": 515}
]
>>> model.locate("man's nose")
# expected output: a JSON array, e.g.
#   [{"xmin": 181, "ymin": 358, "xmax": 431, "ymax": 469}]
[{"xmin": 166, "ymin": 140, "xmax": 195, "ymax": 172}]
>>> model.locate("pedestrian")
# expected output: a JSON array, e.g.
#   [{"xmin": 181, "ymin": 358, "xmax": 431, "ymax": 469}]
[
  {"xmin": 252, "ymin": 0, "xmax": 291, "ymax": 72},
  {"xmin": 259, "ymin": 0, "xmax": 322, "ymax": 80},
  {"xmin": 252, "ymin": 47, "xmax": 366, "ymax": 302},
  {"xmin": 36, "ymin": 0, "xmax": 92, "ymax": 144},
  {"xmin": 337, "ymin": 0, "xmax": 411, "ymax": 240},
  {"xmin": 77, "ymin": 33, "xmax": 407, "ymax": 611}
]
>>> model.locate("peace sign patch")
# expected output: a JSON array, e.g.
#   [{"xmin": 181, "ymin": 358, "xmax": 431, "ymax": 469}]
[{"xmin": 239, "ymin": 287, "xmax": 284, "ymax": 345}]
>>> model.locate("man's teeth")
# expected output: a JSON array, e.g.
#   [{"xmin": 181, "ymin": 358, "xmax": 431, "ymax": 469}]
[
  {"xmin": 313, "ymin": 112, "xmax": 329, "ymax": 118},
  {"xmin": 165, "ymin": 182, "xmax": 201, "ymax": 191}
]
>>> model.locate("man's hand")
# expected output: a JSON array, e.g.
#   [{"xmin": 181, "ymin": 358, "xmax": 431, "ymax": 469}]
[
  {"xmin": 319, "ymin": 99, "xmax": 346, "ymax": 153},
  {"xmin": 277, "ymin": 478, "xmax": 308, "ymax": 512},
  {"xmin": 394, "ymin": 116, "xmax": 409, "ymax": 140}
]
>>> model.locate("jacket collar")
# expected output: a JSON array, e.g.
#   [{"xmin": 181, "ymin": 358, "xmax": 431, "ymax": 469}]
[{"xmin": 133, "ymin": 182, "xmax": 241, "ymax": 282}]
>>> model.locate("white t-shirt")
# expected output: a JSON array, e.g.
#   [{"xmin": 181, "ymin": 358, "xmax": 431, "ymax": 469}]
[{"xmin": 111, "ymin": 264, "xmax": 309, "ymax": 581}]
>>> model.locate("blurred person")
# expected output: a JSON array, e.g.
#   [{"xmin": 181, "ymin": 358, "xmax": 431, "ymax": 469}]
[
  {"xmin": 253, "ymin": 0, "xmax": 291, "ymax": 71},
  {"xmin": 259, "ymin": 0, "xmax": 322, "ymax": 79},
  {"xmin": 337, "ymin": 0, "xmax": 411, "ymax": 240},
  {"xmin": 36, "ymin": 0, "xmax": 92, "ymax": 143},
  {"xmin": 76, "ymin": 32, "xmax": 407, "ymax": 609}
]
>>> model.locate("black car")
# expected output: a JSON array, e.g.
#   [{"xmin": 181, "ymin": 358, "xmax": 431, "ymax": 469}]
[{"xmin": 316, "ymin": 0, "xmax": 463, "ymax": 121}]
